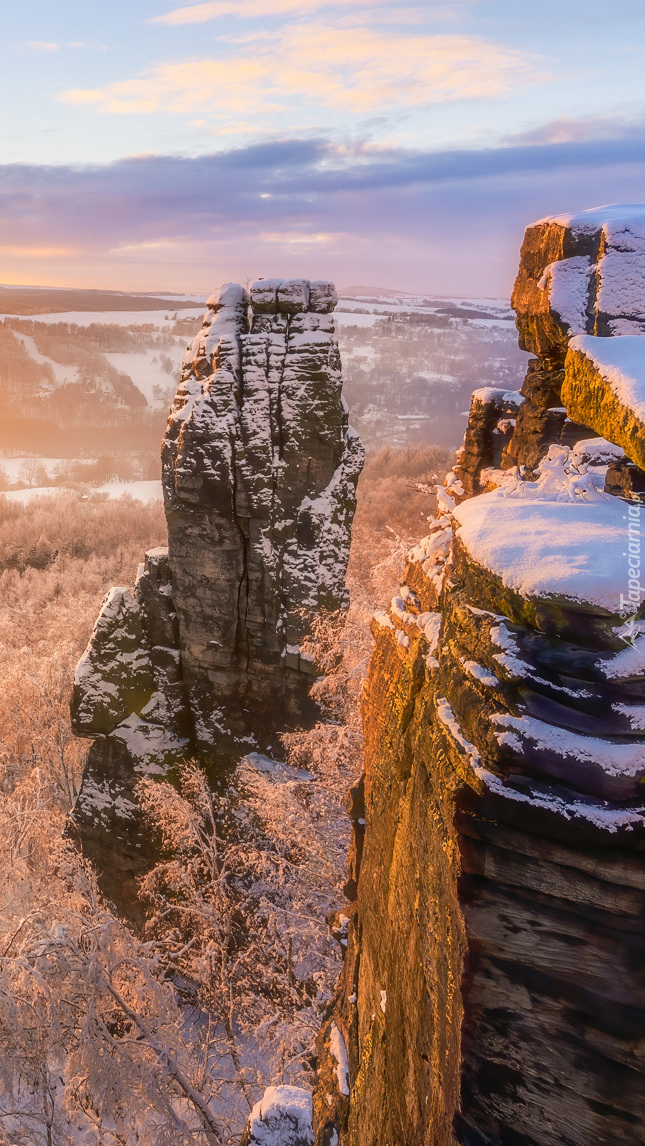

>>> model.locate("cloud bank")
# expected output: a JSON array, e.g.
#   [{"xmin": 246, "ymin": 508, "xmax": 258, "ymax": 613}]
[
  {"xmin": 151, "ymin": 0, "xmax": 388, "ymax": 22},
  {"xmin": 61, "ymin": 30, "xmax": 536, "ymax": 125},
  {"xmin": 2, "ymin": 128, "xmax": 645, "ymax": 294},
  {"xmin": 148, "ymin": 0, "xmax": 472, "ymax": 24}
]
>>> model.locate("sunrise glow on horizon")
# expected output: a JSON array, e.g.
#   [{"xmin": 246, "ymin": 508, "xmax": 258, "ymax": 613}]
[{"xmin": 2, "ymin": 0, "xmax": 645, "ymax": 295}]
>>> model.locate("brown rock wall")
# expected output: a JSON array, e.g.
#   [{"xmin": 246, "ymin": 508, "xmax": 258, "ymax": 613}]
[{"xmin": 317, "ymin": 208, "xmax": 645, "ymax": 1145}]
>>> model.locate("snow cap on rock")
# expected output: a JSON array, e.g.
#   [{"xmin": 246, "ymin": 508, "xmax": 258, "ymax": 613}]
[
  {"xmin": 278, "ymin": 279, "xmax": 310, "ymax": 314},
  {"xmin": 207, "ymin": 282, "xmax": 249, "ymax": 310},
  {"xmin": 309, "ymin": 280, "xmax": 338, "ymax": 313},
  {"xmin": 250, "ymin": 278, "xmax": 284, "ymax": 313}
]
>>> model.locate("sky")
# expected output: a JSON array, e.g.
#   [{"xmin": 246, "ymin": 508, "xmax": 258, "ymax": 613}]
[{"xmin": 2, "ymin": 0, "xmax": 645, "ymax": 296}]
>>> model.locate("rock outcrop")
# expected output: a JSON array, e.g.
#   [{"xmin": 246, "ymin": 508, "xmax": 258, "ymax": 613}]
[
  {"xmin": 317, "ymin": 207, "xmax": 645, "ymax": 1146},
  {"xmin": 71, "ymin": 279, "xmax": 363, "ymax": 908}
]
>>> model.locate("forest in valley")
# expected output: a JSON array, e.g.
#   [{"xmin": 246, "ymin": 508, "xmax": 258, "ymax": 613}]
[
  {"xmin": 0, "ymin": 288, "xmax": 526, "ymax": 1143},
  {"xmin": 0, "ymin": 442, "xmax": 451, "ymax": 1145},
  {"xmin": 0, "ymin": 295, "xmax": 525, "ymax": 463}
]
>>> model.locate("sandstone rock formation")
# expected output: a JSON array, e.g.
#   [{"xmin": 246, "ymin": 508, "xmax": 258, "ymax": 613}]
[
  {"xmin": 563, "ymin": 335, "xmax": 645, "ymax": 471},
  {"xmin": 161, "ymin": 278, "xmax": 363, "ymax": 756},
  {"xmin": 316, "ymin": 207, "xmax": 645, "ymax": 1146},
  {"xmin": 512, "ymin": 204, "xmax": 645, "ymax": 355},
  {"xmin": 71, "ymin": 279, "xmax": 363, "ymax": 907}
]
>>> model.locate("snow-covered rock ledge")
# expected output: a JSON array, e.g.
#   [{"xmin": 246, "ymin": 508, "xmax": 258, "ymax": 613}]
[
  {"xmin": 563, "ymin": 333, "xmax": 645, "ymax": 470},
  {"xmin": 452, "ymin": 446, "xmax": 639, "ymax": 616},
  {"xmin": 319, "ymin": 206, "xmax": 645, "ymax": 1146}
]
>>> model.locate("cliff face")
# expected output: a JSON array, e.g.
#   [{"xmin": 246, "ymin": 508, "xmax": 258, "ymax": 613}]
[
  {"xmin": 161, "ymin": 279, "xmax": 362, "ymax": 755},
  {"xmin": 71, "ymin": 279, "xmax": 363, "ymax": 908},
  {"xmin": 316, "ymin": 207, "xmax": 645, "ymax": 1146}
]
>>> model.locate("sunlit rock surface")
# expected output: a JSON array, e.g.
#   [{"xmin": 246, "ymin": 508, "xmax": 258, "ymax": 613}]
[
  {"xmin": 71, "ymin": 279, "xmax": 363, "ymax": 909},
  {"xmin": 563, "ymin": 334, "xmax": 645, "ymax": 470},
  {"xmin": 512, "ymin": 204, "xmax": 645, "ymax": 358},
  {"xmin": 317, "ymin": 208, "xmax": 645, "ymax": 1146}
]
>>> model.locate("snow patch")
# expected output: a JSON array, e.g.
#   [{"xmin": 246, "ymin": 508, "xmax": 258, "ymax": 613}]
[
  {"xmin": 329, "ymin": 1023, "xmax": 350, "ymax": 1096},
  {"xmin": 492, "ymin": 712, "xmax": 645, "ymax": 778},
  {"xmin": 422, "ymin": 612, "xmax": 441, "ymax": 654},
  {"xmin": 245, "ymin": 1085, "xmax": 314, "ymax": 1146},
  {"xmin": 614, "ymin": 703, "xmax": 645, "ymax": 730},
  {"xmin": 436, "ymin": 698, "xmax": 481, "ymax": 765},
  {"xmin": 453, "ymin": 448, "xmax": 641, "ymax": 613},
  {"xmin": 476, "ymin": 763, "xmax": 645, "ymax": 833},
  {"xmin": 539, "ymin": 256, "xmax": 592, "ymax": 335},
  {"xmin": 461, "ymin": 658, "xmax": 500, "ymax": 688},
  {"xmin": 538, "ymin": 204, "xmax": 645, "ymax": 231},
  {"xmin": 436, "ymin": 697, "xmax": 645, "ymax": 833},
  {"xmin": 570, "ymin": 334, "xmax": 645, "ymax": 423},
  {"xmin": 571, "ymin": 437, "xmax": 625, "ymax": 466},
  {"xmin": 599, "ymin": 634, "xmax": 645, "ymax": 679},
  {"xmin": 373, "ymin": 610, "xmax": 395, "ymax": 631},
  {"xmin": 471, "ymin": 387, "xmax": 524, "ymax": 406}
]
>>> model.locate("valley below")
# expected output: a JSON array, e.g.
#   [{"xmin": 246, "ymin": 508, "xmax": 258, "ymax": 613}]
[{"xmin": 2, "ymin": 233, "xmax": 643, "ymax": 1146}]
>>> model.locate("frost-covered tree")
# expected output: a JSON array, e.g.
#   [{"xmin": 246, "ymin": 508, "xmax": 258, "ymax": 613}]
[
  {"xmin": 137, "ymin": 755, "xmax": 350, "ymax": 1108},
  {"xmin": 0, "ymin": 455, "xmax": 438, "ymax": 1143},
  {"xmin": 0, "ymin": 772, "xmax": 227, "ymax": 1144}
]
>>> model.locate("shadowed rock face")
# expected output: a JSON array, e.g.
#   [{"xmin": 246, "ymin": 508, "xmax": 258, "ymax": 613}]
[
  {"xmin": 316, "ymin": 209, "xmax": 645, "ymax": 1146},
  {"xmin": 71, "ymin": 279, "xmax": 363, "ymax": 908},
  {"xmin": 161, "ymin": 278, "xmax": 364, "ymax": 755}
]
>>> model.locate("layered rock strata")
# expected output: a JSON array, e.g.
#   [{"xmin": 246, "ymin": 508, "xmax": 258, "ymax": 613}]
[
  {"xmin": 161, "ymin": 278, "xmax": 363, "ymax": 754},
  {"xmin": 316, "ymin": 207, "xmax": 645, "ymax": 1146},
  {"xmin": 454, "ymin": 205, "xmax": 645, "ymax": 495},
  {"xmin": 71, "ymin": 279, "xmax": 363, "ymax": 907}
]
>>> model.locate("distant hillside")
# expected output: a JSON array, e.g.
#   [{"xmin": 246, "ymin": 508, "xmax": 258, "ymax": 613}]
[
  {"xmin": 338, "ymin": 284, "xmax": 419, "ymax": 298},
  {"xmin": 0, "ymin": 286, "xmax": 204, "ymax": 316}
]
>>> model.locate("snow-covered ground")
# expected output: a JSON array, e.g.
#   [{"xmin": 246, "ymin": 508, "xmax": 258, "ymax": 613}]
[
  {"xmin": 334, "ymin": 293, "xmax": 515, "ymax": 339},
  {"xmin": 3, "ymin": 480, "xmax": 163, "ymax": 505},
  {"xmin": 3, "ymin": 307, "xmax": 204, "ymax": 328},
  {"xmin": 337, "ymin": 293, "xmax": 512, "ymax": 315},
  {"xmin": 94, "ymin": 480, "xmax": 163, "ymax": 502},
  {"xmin": 13, "ymin": 333, "xmax": 78, "ymax": 386},
  {"xmin": 105, "ymin": 348, "xmax": 186, "ymax": 406},
  {"xmin": 334, "ymin": 310, "xmax": 381, "ymax": 328}
]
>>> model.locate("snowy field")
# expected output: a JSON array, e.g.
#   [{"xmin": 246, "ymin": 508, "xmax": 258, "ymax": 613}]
[
  {"xmin": 14, "ymin": 332, "xmax": 78, "ymax": 387},
  {"xmin": 334, "ymin": 310, "xmax": 381, "ymax": 327},
  {"xmin": 0, "ymin": 287, "xmax": 526, "ymax": 458},
  {"xmin": 105, "ymin": 347, "xmax": 186, "ymax": 405},
  {"xmin": 2, "ymin": 307, "xmax": 205, "ymax": 328},
  {"xmin": 3, "ymin": 480, "xmax": 163, "ymax": 504},
  {"xmin": 334, "ymin": 293, "xmax": 515, "ymax": 331}
]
